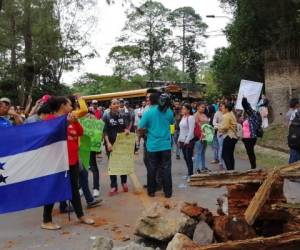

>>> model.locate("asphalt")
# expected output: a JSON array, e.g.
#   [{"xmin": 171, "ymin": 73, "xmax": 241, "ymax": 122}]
[{"xmin": 0, "ymin": 145, "xmax": 254, "ymax": 250}]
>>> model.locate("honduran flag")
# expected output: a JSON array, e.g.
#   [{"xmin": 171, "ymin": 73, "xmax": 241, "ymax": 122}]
[{"xmin": 0, "ymin": 115, "xmax": 72, "ymax": 214}]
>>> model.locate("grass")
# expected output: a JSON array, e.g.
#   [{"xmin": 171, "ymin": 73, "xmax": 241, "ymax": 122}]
[
  {"xmin": 257, "ymin": 124, "xmax": 289, "ymax": 153},
  {"xmin": 235, "ymin": 141, "xmax": 289, "ymax": 170}
]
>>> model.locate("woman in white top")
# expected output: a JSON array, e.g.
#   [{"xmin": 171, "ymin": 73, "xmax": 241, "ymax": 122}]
[{"xmin": 178, "ymin": 103, "xmax": 195, "ymax": 178}]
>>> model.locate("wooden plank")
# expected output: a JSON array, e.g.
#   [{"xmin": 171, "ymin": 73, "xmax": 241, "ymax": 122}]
[
  {"xmin": 244, "ymin": 170, "xmax": 279, "ymax": 225},
  {"xmin": 129, "ymin": 173, "xmax": 143, "ymax": 194},
  {"xmin": 278, "ymin": 161, "xmax": 300, "ymax": 173},
  {"xmin": 190, "ymin": 168, "xmax": 300, "ymax": 187},
  {"xmin": 189, "ymin": 170, "xmax": 267, "ymax": 187},
  {"xmin": 198, "ymin": 231, "xmax": 300, "ymax": 250}
]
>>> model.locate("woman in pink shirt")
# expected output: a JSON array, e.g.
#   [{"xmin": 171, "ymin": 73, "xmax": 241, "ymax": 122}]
[{"xmin": 241, "ymin": 98, "xmax": 260, "ymax": 169}]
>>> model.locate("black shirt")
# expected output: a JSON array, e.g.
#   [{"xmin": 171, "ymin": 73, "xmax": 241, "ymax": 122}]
[{"xmin": 103, "ymin": 111, "xmax": 129, "ymax": 145}]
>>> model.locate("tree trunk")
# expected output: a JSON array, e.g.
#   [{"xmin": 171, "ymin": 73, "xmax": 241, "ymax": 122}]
[{"xmin": 22, "ymin": 0, "xmax": 34, "ymax": 106}]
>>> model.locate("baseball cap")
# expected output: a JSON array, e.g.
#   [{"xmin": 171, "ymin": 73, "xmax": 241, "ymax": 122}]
[
  {"xmin": 41, "ymin": 95, "xmax": 51, "ymax": 104},
  {"xmin": 0, "ymin": 97, "xmax": 11, "ymax": 105},
  {"xmin": 92, "ymin": 100, "xmax": 98, "ymax": 104}
]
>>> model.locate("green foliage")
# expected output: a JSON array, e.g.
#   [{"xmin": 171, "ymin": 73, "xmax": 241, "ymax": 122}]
[
  {"xmin": 107, "ymin": 45, "xmax": 141, "ymax": 79},
  {"xmin": 72, "ymin": 73, "xmax": 147, "ymax": 96},
  {"xmin": 211, "ymin": 0, "xmax": 300, "ymax": 95},
  {"xmin": 201, "ymin": 70, "xmax": 222, "ymax": 103},
  {"xmin": 169, "ymin": 7, "xmax": 207, "ymax": 83},
  {"xmin": 0, "ymin": 0, "xmax": 97, "ymax": 104},
  {"xmin": 116, "ymin": 1, "xmax": 172, "ymax": 80}
]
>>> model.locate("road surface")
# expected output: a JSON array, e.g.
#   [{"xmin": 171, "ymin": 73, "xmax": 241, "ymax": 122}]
[{"xmin": 0, "ymin": 147, "xmax": 254, "ymax": 250}]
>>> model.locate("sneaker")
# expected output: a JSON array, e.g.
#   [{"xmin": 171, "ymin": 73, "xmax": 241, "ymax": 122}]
[
  {"xmin": 148, "ymin": 192, "xmax": 155, "ymax": 197},
  {"xmin": 79, "ymin": 216, "xmax": 95, "ymax": 225},
  {"xmin": 93, "ymin": 189, "xmax": 100, "ymax": 197},
  {"xmin": 122, "ymin": 183, "xmax": 129, "ymax": 192},
  {"xmin": 202, "ymin": 167, "xmax": 210, "ymax": 172},
  {"xmin": 187, "ymin": 176, "xmax": 191, "ymax": 182},
  {"xmin": 41, "ymin": 222, "xmax": 61, "ymax": 230},
  {"xmin": 176, "ymin": 155, "xmax": 180, "ymax": 160},
  {"xmin": 210, "ymin": 160, "xmax": 219, "ymax": 164},
  {"xmin": 109, "ymin": 187, "xmax": 118, "ymax": 196},
  {"xmin": 79, "ymin": 188, "xmax": 83, "ymax": 197},
  {"xmin": 196, "ymin": 169, "xmax": 201, "ymax": 174},
  {"xmin": 87, "ymin": 198, "xmax": 103, "ymax": 209}
]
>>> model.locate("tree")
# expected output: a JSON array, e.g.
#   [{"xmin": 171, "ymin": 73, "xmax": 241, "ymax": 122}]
[
  {"xmin": 72, "ymin": 73, "xmax": 146, "ymax": 96},
  {"xmin": 0, "ymin": 0, "xmax": 97, "ymax": 104},
  {"xmin": 211, "ymin": 0, "xmax": 300, "ymax": 94},
  {"xmin": 107, "ymin": 45, "xmax": 141, "ymax": 80},
  {"xmin": 119, "ymin": 1, "xmax": 172, "ymax": 80},
  {"xmin": 169, "ymin": 7, "xmax": 207, "ymax": 83}
]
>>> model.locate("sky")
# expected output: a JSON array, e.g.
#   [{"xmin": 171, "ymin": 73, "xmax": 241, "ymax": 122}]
[{"xmin": 62, "ymin": 0, "xmax": 232, "ymax": 84}]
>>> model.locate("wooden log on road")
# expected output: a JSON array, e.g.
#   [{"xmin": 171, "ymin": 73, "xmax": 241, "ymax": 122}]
[
  {"xmin": 189, "ymin": 170, "xmax": 267, "ymax": 187},
  {"xmin": 244, "ymin": 170, "xmax": 280, "ymax": 225},
  {"xmin": 189, "ymin": 168, "xmax": 300, "ymax": 187},
  {"xmin": 197, "ymin": 231, "xmax": 300, "ymax": 250},
  {"xmin": 227, "ymin": 182, "xmax": 288, "ymax": 220}
]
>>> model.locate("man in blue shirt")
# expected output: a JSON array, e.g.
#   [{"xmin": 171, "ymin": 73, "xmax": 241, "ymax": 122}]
[
  {"xmin": 0, "ymin": 97, "xmax": 23, "ymax": 128},
  {"xmin": 138, "ymin": 93, "xmax": 174, "ymax": 198}
]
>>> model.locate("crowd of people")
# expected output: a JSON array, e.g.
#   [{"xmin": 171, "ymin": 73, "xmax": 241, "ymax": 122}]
[{"xmin": 0, "ymin": 91, "xmax": 270, "ymax": 231}]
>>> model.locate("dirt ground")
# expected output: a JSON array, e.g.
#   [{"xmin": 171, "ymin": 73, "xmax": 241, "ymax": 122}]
[{"xmin": 0, "ymin": 147, "xmax": 259, "ymax": 250}]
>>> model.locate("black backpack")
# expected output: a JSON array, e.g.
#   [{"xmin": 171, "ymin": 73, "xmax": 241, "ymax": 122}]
[
  {"xmin": 255, "ymin": 112, "xmax": 264, "ymax": 138},
  {"xmin": 288, "ymin": 111, "xmax": 300, "ymax": 150}
]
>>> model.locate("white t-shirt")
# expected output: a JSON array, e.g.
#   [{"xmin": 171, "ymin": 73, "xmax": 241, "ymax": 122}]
[{"xmin": 178, "ymin": 115, "xmax": 195, "ymax": 144}]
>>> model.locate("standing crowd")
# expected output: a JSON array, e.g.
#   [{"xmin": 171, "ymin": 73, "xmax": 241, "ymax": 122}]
[{"xmin": 0, "ymin": 91, "xmax": 270, "ymax": 231}]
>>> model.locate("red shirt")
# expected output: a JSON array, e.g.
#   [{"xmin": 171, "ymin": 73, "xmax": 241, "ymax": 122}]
[
  {"xmin": 45, "ymin": 114, "xmax": 83, "ymax": 166},
  {"xmin": 90, "ymin": 108, "xmax": 102, "ymax": 120}
]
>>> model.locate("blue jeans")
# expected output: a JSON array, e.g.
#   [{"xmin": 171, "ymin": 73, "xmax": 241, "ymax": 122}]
[
  {"xmin": 173, "ymin": 130, "xmax": 181, "ymax": 158},
  {"xmin": 79, "ymin": 163, "xmax": 94, "ymax": 203},
  {"xmin": 289, "ymin": 149, "xmax": 300, "ymax": 164},
  {"xmin": 217, "ymin": 135, "xmax": 225, "ymax": 166},
  {"xmin": 194, "ymin": 140, "xmax": 207, "ymax": 171},
  {"xmin": 212, "ymin": 134, "xmax": 219, "ymax": 161}
]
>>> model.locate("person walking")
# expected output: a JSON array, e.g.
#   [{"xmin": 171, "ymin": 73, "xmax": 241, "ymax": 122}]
[
  {"xmin": 194, "ymin": 102, "xmax": 209, "ymax": 173},
  {"xmin": 178, "ymin": 103, "xmax": 195, "ymax": 179},
  {"xmin": 219, "ymin": 103, "xmax": 238, "ymax": 170}
]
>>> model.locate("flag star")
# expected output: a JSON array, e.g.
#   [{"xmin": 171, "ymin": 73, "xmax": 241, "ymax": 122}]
[
  {"xmin": 0, "ymin": 174, "xmax": 8, "ymax": 184},
  {"xmin": 0, "ymin": 162, "xmax": 5, "ymax": 170}
]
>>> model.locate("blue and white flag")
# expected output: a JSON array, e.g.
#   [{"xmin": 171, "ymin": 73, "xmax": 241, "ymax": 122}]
[{"xmin": 0, "ymin": 115, "xmax": 72, "ymax": 214}]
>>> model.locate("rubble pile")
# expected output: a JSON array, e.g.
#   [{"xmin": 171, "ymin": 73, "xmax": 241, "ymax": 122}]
[{"xmin": 91, "ymin": 162, "xmax": 300, "ymax": 250}]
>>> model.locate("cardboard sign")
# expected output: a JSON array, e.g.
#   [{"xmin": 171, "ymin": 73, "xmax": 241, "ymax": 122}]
[
  {"xmin": 79, "ymin": 118, "xmax": 104, "ymax": 168},
  {"xmin": 108, "ymin": 133, "xmax": 135, "ymax": 176},
  {"xmin": 236, "ymin": 80, "xmax": 263, "ymax": 110}
]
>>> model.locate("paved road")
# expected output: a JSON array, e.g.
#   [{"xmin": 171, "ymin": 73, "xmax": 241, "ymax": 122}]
[{"xmin": 0, "ymin": 146, "xmax": 253, "ymax": 250}]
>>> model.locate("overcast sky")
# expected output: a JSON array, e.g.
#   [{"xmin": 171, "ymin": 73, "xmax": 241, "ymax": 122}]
[{"xmin": 62, "ymin": 0, "xmax": 232, "ymax": 84}]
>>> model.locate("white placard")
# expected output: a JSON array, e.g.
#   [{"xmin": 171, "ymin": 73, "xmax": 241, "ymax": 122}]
[{"xmin": 235, "ymin": 80, "xmax": 263, "ymax": 110}]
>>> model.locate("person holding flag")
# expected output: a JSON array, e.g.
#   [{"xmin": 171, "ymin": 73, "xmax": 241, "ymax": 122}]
[{"xmin": 41, "ymin": 95, "xmax": 94, "ymax": 230}]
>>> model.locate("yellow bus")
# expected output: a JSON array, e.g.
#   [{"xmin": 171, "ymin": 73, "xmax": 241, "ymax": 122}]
[{"xmin": 82, "ymin": 84, "xmax": 182, "ymax": 106}]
